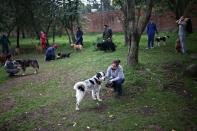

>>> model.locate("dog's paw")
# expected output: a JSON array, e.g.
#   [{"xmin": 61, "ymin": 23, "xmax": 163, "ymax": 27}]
[
  {"xmin": 22, "ymin": 73, "xmax": 25, "ymax": 76},
  {"xmin": 76, "ymin": 108, "xmax": 80, "ymax": 111}
]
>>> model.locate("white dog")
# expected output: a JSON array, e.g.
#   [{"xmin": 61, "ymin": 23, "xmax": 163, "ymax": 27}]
[{"xmin": 73, "ymin": 72, "xmax": 105, "ymax": 110}]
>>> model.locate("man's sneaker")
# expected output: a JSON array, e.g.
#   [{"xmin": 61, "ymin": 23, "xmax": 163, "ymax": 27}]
[
  {"xmin": 145, "ymin": 47, "xmax": 150, "ymax": 49},
  {"xmin": 151, "ymin": 47, "xmax": 154, "ymax": 49}
]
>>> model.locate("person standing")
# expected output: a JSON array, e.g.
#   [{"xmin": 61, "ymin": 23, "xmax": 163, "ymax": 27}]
[
  {"xmin": 176, "ymin": 16, "xmax": 187, "ymax": 54},
  {"xmin": 146, "ymin": 19, "xmax": 158, "ymax": 49},
  {"xmin": 40, "ymin": 31, "xmax": 47, "ymax": 50},
  {"xmin": 103, "ymin": 25, "xmax": 112, "ymax": 41},
  {"xmin": 0, "ymin": 34, "xmax": 10, "ymax": 54},
  {"xmin": 106, "ymin": 60, "xmax": 125, "ymax": 96},
  {"xmin": 75, "ymin": 27, "xmax": 83, "ymax": 46}
]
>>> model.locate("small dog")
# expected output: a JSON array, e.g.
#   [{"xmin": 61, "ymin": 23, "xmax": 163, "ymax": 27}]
[
  {"xmin": 175, "ymin": 38, "xmax": 182, "ymax": 53},
  {"xmin": 97, "ymin": 41, "xmax": 116, "ymax": 52},
  {"xmin": 35, "ymin": 45, "xmax": 43, "ymax": 53},
  {"xmin": 0, "ymin": 54, "xmax": 7, "ymax": 66},
  {"xmin": 73, "ymin": 72, "xmax": 105, "ymax": 110},
  {"xmin": 56, "ymin": 52, "xmax": 71, "ymax": 59},
  {"xmin": 155, "ymin": 36, "xmax": 170, "ymax": 46},
  {"xmin": 71, "ymin": 44, "xmax": 83, "ymax": 50},
  {"xmin": 15, "ymin": 59, "xmax": 39, "ymax": 75}
]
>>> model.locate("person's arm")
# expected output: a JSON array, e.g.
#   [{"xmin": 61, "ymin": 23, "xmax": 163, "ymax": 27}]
[{"xmin": 106, "ymin": 66, "xmax": 111, "ymax": 78}]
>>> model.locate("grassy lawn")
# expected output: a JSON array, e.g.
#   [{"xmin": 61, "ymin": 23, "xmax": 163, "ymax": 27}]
[{"xmin": 0, "ymin": 32, "xmax": 197, "ymax": 130}]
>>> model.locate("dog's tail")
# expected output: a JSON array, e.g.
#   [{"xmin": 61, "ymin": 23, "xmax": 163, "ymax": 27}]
[{"xmin": 74, "ymin": 82, "xmax": 86, "ymax": 91}]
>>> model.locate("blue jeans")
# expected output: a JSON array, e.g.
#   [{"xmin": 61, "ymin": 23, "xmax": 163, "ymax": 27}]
[
  {"xmin": 148, "ymin": 33, "xmax": 155, "ymax": 48},
  {"xmin": 113, "ymin": 78, "xmax": 125, "ymax": 96},
  {"xmin": 179, "ymin": 34, "xmax": 186, "ymax": 53}
]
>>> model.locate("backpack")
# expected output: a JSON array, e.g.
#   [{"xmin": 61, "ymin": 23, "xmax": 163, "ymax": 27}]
[{"xmin": 186, "ymin": 18, "xmax": 193, "ymax": 33}]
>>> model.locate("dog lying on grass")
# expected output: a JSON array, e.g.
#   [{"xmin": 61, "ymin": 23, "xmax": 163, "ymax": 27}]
[
  {"xmin": 96, "ymin": 41, "xmax": 116, "ymax": 52},
  {"xmin": 15, "ymin": 59, "xmax": 39, "ymax": 75},
  {"xmin": 56, "ymin": 52, "xmax": 71, "ymax": 59}
]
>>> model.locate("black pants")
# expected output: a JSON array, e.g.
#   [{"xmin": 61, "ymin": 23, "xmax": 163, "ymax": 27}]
[
  {"xmin": 2, "ymin": 45, "xmax": 9, "ymax": 54},
  {"xmin": 45, "ymin": 54, "xmax": 55, "ymax": 61},
  {"xmin": 113, "ymin": 78, "xmax": 125, "ymax": 96}
]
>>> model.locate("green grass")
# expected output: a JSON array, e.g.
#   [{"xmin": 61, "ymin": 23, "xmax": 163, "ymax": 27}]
[{"xmin": 0, "ymin": 32, "xmax": 197, "ymax": 130}]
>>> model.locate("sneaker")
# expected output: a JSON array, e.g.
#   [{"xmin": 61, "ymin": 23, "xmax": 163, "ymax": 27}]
[
  {"xmin": 151, "ymin": 47, "xmax": 154, "ymax": 49},
  {"xmin": 145, "ymin": 47, "xmax": 150, "ymax": 49}
]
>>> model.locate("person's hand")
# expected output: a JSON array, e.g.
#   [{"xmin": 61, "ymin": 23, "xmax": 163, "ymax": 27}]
[{"xmin": 108, "ymin": 80, "xmax": 113, "ymax": 84}]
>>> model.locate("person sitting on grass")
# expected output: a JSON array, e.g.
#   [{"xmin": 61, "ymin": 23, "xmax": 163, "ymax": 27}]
[
  {"xmin": 106, "ymin": 59, "xmax": 125, "ymax": 96},
  {"xmin": 4, "ymin": 54, "xmax": 21, "ymax": 76},
  {"xmin": 45, "ymin": 44, "xmax": 58, "ymax": 61}
]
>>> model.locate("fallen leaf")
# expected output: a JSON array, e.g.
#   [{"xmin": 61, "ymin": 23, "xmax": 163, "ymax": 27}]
[{"xmin": 73, "ymin": 122, "xmax": 77, "ymax": 127}]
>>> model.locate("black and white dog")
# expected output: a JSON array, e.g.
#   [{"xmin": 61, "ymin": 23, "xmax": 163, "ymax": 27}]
[
  {"xmin": 56, "ymin": 52, "xmax": 71, "ymax": 59},
  {"xmin": 155, "ymin": 36, "xmax": 170, "ymax": 46},
  {"xmin": 73, "ymin": 72, "xmax": 105, "ymax": 110}
]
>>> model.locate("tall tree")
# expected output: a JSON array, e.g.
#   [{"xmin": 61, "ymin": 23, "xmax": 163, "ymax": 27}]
[
  {"xmin": 166, "ymin": 0, "xmax": 195, "ymax": 19},
  {"xmin": 113, "ymin": 0, "xmax": 154, "ymax": 65},
  {"xmin": 61, "ymin": 0, "xmax": 81, "ymax": 44}
]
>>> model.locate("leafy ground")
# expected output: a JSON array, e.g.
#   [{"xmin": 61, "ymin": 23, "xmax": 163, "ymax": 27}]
[{"xmin": 0, "ymin": 32, "xmax": 197, "ymax": 131}]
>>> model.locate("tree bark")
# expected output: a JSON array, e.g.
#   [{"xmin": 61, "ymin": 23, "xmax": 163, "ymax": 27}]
[
  {"xmin": 127, "ymin": 32, "xmax": 140, "ymax": 65},
  {"xmin": 52, "ymin": 25, "xmax": 56, "ymax": 43},
  {"xmin": 16, "ymin": 26, "xmax": 20, "ymax": 48},
  {"xmin": 121, "ymin": 0, "xmax": 153, "ymax": 66},
  {"xmin": 65, "ymin": 28, "xmax": 72, "ymax": 45}
]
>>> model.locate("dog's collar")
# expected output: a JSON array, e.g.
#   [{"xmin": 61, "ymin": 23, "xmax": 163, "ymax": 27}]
[{"xmin": 94, "ymin": 78, "xmax": 101, "ymax": 85}]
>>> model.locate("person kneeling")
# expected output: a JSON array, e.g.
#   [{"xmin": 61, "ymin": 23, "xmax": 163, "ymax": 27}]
[
  {"xmin": 4, "ymin": 54, "xmax": 21, "ymax": 76},
  {"xmin": 45, "ymin": 44, "xmax": 58, "ymax": 61},
  {"xmin": 106, "ymin": 60, "xmax": 125, "ymax": 96}
]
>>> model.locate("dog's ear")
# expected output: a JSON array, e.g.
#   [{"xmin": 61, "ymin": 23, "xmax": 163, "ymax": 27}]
[{"xmin": 96, "ymin": 72, "xmax": 101, "ymax": 78}]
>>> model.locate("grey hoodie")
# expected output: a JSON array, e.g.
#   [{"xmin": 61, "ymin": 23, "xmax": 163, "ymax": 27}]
[{"xmin": 106, "ymin": 65, "xmax": 125, "ymax": 82}]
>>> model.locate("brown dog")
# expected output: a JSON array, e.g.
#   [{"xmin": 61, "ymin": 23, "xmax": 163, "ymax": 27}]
[
  {"xmin": 175, "ymin": 38, "xmax": 181, "ymax": 53},
  {"xmin": 35, "ymin": 45, "xmax": 43, "ymax": 53},
  {"xmin": 71, "ymin": 44, "xmax": 83, "ymax": 50},
  {"xmin": 0, "ymin": 54, "xmax": 7, "ymax": 66}
]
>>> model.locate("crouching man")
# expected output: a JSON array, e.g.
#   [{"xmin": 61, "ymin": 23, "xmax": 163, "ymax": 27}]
[
  {"xmin": 45, "ymin": 44, "xmax": 58, "ymax": 61},
  {"xmin": 4, "ymin": 54, "xmax": 21, "ymax": 76},
  {"xmin": 106, "ymin": 60, "xmax": 125, "ymax": 96}
]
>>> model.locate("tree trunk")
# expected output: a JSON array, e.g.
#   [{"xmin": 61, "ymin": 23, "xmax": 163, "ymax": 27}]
[
  {"xmin": 16, "ymin": 26, "xmax": 20, "ymax": 48},
  {"xmin": 123, "ymin": 19, "xmax": 129, "ymax": 46},
  {"xmin": 22, "ymin": 29, "xmax": 25, "ymax": 39},
  {"xmin": 7, "ymin": 25, "xmax": 15, "ymax": 38},
  {"xmin": 52, "ymin": 25, "xmax": 55, "ymax": 43},
  {"xmin": 127, "ymin": 32, "xmax": 140, "ymax": 65},
  {"xmin": 69, "ymin": 28, "xmax": 76, "ymax": 43},
  {"xmin": 65, "ymin": 28, "xmax": 72, "ymax": 45}
]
